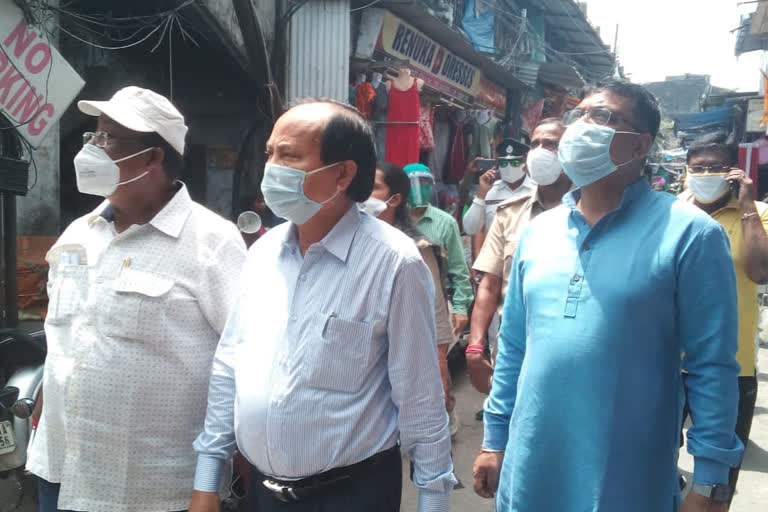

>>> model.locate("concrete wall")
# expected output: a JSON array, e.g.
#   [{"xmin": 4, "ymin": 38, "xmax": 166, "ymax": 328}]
[
  {"xmin": 200, "ymin": 0, "xmax": 277, "ymax": 62},
  {"xmin": 644, "ymin": 76, "xmax": 712, "ymax": 119}
]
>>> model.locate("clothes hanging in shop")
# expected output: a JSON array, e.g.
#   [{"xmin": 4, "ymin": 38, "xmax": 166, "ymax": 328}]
[
  {"xmin": 449, "ymin": 118, "xmax": 469, "ymax": 183},
  {"xmin": 420, "ymin": 102, "xmax": 436, "ymax": 152},
  {"xmin": 354, "ymin": 81, "xmax": 376, "ymax": 120},
  {"xmin": 385, "ymin": 81, "xmax": 421, "ymax": 168},
  {"xmin": 372, "ymin": 82, "xmax": 389, "ymax": 159},
  {"xmin": 431, "ymin": 114, "xmax": 452, "ymax": 186},
  {"xmin": 468, "ymin": 116, "xmax": 499, "ymax": 160}
]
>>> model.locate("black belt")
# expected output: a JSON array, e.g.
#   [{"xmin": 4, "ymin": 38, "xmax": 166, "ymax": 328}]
[{"xmin": 259, "ymin": 445, "xmax": 399, "ymax": 503}]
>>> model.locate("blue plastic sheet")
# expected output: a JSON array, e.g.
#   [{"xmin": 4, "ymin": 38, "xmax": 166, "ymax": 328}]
[
  {"xmin": 462, "ymin": 0, "xmax": 496, "ymax": 54},
  {"xmin": 674, "ymin": 106, "xmax": 732, "ymax": 146}
]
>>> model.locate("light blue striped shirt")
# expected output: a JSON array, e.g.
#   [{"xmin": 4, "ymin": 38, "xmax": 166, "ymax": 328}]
[{"xmin": 193, "ymin": 206, "xmax": 455, "ymax": 510}]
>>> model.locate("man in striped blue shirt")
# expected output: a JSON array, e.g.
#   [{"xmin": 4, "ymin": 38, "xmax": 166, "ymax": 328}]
[{"xmin": 189, "ymin": 99, "xmax": 455, "ymax": 512}]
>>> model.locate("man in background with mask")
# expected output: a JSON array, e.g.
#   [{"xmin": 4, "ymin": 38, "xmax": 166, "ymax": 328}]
[
  {"xmin": 465, "ymin": 118, "xmax": 571, "ymax": 395},
  {"xmin": 472, "ymin": 80, "xmax": 743, "ymax": 512},
  {"xmin": 190, "ymin": 99, "xmax": 454, "ymax": 512},
  {"xmin": 462, "ymin": 140, "xmax": 535, "ymax": 237},
  {"xmin": 26, "ymin": 86, "xmax": 247, "ymax": 512},
  {"xmin": 678, "ymin": 131, "xmax": 768, "ymax": 505},
  {"xmin": 407, "ymin": 163, "xmax": 474, "ymax": 339}
]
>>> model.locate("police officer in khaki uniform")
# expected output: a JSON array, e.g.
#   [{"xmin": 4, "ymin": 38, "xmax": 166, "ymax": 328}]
[{"xmin": 466, "ymin": 119, "xmax": 572, "ymax": 394}]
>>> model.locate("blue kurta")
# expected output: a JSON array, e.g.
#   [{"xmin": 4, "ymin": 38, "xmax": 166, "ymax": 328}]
[{"xmin": 484, "ymin": 179, "xmax": 744, "ymax": 512}]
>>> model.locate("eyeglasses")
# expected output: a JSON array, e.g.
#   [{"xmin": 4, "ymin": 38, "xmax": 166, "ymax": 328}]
[
  {"xmin": 562, "ymin": 107, "xmax": 639, "ymax": 132},
  {"xmin": 82, "ymin": 131, "xmax": 143, "ymax": 148},
  {"xmin": 686, "ymin": 164, "xmax": 732, "ymax": 174},
  {"xmin": 498, "ymin": 158, "xmax": 523, "ymax": 168}
]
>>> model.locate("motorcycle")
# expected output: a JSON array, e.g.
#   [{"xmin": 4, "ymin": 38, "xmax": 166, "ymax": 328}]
[{"xmin": 0, "ymin": 328, "xmax": 46, "ymax": 511}]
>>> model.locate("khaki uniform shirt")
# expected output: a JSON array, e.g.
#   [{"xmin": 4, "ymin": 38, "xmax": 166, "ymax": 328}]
[{"xmin": 473, "ymin": 192, "xmax": 545, "ymax": 314}]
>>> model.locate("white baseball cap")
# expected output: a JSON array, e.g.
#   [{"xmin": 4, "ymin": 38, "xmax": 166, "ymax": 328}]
[{"xmin": 78, "ymin": 86, "xmax": 188, "ymax": 155}]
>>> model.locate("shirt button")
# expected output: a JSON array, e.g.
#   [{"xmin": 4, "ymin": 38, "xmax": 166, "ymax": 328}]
[
  {"xmin": 290, "ymin": 315, "xmax": 298, "ymax": 322},
  {"xmin": 573, "ymin": 275, "xmax": 580, "ymax": 282},
  {"xmin": 300, "ymin": 274, "xmax": 307, "ymax": 282}
]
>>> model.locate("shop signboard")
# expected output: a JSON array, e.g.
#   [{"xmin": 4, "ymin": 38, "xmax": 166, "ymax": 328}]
[
  {"xmin": 0, "ymin": 0, "xmax": 85, "ymax": 147},
  {"xmin": 377, "ymin": 11, "xmax": 482, "ymax": 104}
]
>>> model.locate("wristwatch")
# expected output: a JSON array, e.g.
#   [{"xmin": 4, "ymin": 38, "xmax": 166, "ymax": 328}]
[{"xmin": 691, "ymin": 483, "xmax": 731, "ymax": 504}]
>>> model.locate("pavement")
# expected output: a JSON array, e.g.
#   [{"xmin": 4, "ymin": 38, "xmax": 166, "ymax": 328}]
[{"xmin": 401, "ymin": 344, "xmax": 768, "ymax": 511}]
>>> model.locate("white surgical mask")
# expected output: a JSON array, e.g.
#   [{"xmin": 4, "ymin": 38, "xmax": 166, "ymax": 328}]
[
  {"xmin": 74, "ymin": 144, "xmax": 153, "ymax": 197},
  {"xmin": 358, "ymin": 196, "xmax": 392, "ymax": 217},
  {"xmin": 526, "ymin": 147, "xmax": 562, "ymax": 186},
  {"xmin": 261, "ymin": 162, "xmax": 341, "ymax": 225},
  {"xmin": 687, "ymin": 173, "xmax": 730, "ymax": 204},
  {"xmin": 557, "ymin": 120, "xmax": 640, "ymax": 187}
]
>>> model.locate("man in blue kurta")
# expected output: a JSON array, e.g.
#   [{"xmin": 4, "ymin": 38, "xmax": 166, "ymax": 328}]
[{"xmin": 472, "ymin": 80, "xmax": 743, "ymax": 512}]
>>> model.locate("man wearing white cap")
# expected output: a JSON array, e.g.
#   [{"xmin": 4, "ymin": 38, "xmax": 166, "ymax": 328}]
[{"xmin": 25, "ymin": 86, "xmax": 247, "ymax": 512}]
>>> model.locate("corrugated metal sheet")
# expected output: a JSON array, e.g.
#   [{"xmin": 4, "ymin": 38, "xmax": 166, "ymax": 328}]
[{"xmin": 288, "ymin": 0, "xmax": 350, "ymax": 102}]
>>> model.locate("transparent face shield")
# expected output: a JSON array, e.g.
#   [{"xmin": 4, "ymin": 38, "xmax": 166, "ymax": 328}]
[{"xmin": 407, "ymin": 172, "xmax": 434, "ymax": 207}]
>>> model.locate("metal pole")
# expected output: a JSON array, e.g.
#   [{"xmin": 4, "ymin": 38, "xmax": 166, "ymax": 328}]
[{"xmin": 2, "ymin": 192, "xmax": 18, "ymax": 327}]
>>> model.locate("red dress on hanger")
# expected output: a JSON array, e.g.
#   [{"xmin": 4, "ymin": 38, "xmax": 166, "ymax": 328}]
[{"xmin": 385, "ymin": 81, "xmax": 421, "ymax": 168}]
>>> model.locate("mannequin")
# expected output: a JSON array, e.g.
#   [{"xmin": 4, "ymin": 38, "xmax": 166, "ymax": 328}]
[
  {"xmin": 385, "ymin": 64, "xmax": 423, "ymax": 167},
  {"xmin": 371, "ymin": 71, "xmax": 389, "ymax": 157},
  {"xmin": 371, "ymin": 71, "xmax": 383, "ymax": 90},
  {"xmin": 386, "ymin": 66, "xmax": 424, "ymax": 92},
  {"xmin": 474, "ymin": 109, "xmax": 491, "ymax": 126},
  {"xmin": 355, "ymin": 73, "xmax": 366, "ymax": 86}
]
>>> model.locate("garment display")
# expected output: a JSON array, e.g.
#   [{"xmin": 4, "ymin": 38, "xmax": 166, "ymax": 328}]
[
  {"xmin": 468, "ymin": 115, "xmax": 499, "ymax": 161},
  {"xmin": 420, "ymin": 102, "xmax": 436, "ymax": 152},
  {"xmin": 449, "ymin": 115, "xmax": 469, "ymax": 183},
  {"xmin": 354, "ymin": 81, "xmax": 376, "ymax": 120},
  {"xmin": 385, "ymin": 80, "xmax": 421, "ymax": 168},
  {"xmin": 372, "ymin": 82, "xmax": 389, "ymax": 159},
  {"xmin": 431, "ymin": 114, "xmax": 452, "ymax": 186}
]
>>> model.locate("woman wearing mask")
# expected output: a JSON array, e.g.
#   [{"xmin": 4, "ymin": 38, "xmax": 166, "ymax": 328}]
[{"xmin": 359, "ymin": 161, "xmax": 457, "ymax": 432}]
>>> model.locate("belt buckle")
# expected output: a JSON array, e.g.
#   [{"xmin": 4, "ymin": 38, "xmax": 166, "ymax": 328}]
[{"xmin": 263, "ymin": 479, "xmax": 299, "ymax": 503}]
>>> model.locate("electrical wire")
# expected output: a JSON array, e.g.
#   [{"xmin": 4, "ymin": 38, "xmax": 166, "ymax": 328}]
[
  {"xmin": 19, "ymin": 135, "xmax": 39, "ymax": 192},
  {"xmin": 350, "ymin": 0, "xmax": 383, "ymax": 12},
  {"xmin": 480, "ymin": 0, "xmax": 613, "ymax": 82},
  {"xmin": 55, "ymin": 18, "xmax": 166, "ymax": 50}
]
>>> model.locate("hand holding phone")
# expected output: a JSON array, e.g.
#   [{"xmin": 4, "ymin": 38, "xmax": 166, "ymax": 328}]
[
  {"xmin": 730, "ymin": 179, "xmax": 740, "ymax": 199},
  {"xmin": 475, "ymin": 158, "xmax": 496, "ymax": 172}
]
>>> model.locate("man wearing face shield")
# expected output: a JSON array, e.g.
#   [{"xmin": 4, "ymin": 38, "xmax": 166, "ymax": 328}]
[
  {"xmin": 678, "ymin": 132, "xmax": 768, "ymax": 505},
  {"xmin": 405, "ymin": 163, "xmax": 474, "ymax": 338},
  {"xmin": 25, "ymin": 87, "xmax": 247, "ymax": 512},
  {"xmin": 466, "ymin": 119, "xmax": 572, "ymax": 395},
  {"xmin": 191, "ymin": 100, "xmax": 455, "ymax": 512},
  {"xmin": 472, "ymin": 80, "xmax": 742, "ymax": 512}
]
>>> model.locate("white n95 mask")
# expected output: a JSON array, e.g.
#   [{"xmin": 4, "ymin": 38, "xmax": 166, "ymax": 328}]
[
  {"xmin": 526, "ymin": 147, "xmax": 562, "ymax": 186},
  {"xmin": 74, "ymin": 144, "xmax": 152, "ymax": 197}
]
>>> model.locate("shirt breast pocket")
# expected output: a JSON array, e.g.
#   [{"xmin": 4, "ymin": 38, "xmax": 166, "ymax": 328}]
[
  {"xmin": 303, "ymin": 313, "xmax": 373, "ymax": 393},
  {"xmin": 46, "ymin": 264, "xmax": 89, "ymax": 325},
  {"xmin": 502, "ymin": 233, "xmax": 520, "ymax": 275},
  {"xmin": 103, "ymin": 268, "xmax": 176, "ymax": 340}
]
